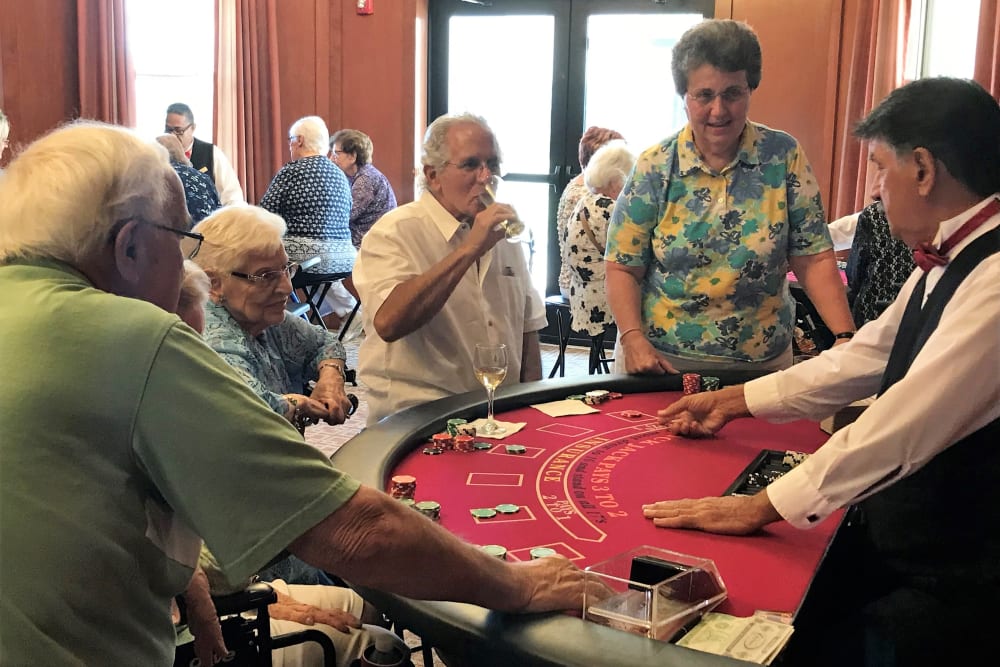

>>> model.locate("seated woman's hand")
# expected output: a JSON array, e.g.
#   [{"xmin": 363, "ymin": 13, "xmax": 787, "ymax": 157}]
[
  {"xmin": 269, "ymin": 591, "xmax": 362, "ymax": 633},
  {"xmin": 309, "ymin": 380, "xmax": 353, "ymax": 425},
  {"xmin": 621, "ymin": 335, "xmax": 677, "ymax": 375}
]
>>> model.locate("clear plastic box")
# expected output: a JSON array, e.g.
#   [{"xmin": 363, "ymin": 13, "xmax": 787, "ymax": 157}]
[{"xmin": 583, "ymin": 546, "xmax": 727, "ymax": 641}]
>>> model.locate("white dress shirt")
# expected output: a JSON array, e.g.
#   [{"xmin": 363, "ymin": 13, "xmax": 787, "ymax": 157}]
[
  {"xmin": 746, "ymin": 196, "xmax": 1000, "ymax": 528},
  {"xmin": 354, "ymin": 191, "xmax": 547, "ymax": 425},
  {"xmin": 212, "ymin": 145, "xmax": 245, "ymax": 206}
]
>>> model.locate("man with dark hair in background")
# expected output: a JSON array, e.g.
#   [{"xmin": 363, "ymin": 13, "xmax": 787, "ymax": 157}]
[{"xmin": 165, "ymin": 102, "xmax": 245, "ymax": 205}]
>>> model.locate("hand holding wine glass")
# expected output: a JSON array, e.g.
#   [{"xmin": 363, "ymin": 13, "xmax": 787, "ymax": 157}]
[
  {"xmin": 478, "ymin": 175, "xmax": 525, "ymax": 243},
  {"xmin": 474, "ymin": 343, "xmax": 508, "ymax": 435}
]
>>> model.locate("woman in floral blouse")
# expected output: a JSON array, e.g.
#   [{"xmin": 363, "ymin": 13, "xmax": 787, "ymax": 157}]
[
  {"xmin": 565, "ymin": 140, "xmax": 635, "ymax": 337},
  {"xmin": 605, "ymin": 19, "xmax": 854, "ymax": 374}
]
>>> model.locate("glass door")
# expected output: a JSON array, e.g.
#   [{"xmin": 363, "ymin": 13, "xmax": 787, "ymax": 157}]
[{"xmin": 429, "ymin": 0, "xmax": 714, "ymax": 296}]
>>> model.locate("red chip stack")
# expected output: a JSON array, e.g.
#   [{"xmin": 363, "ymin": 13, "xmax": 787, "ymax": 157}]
[{"xmin": 682, "ymin": 373, "xmax": 702, "ymax": 395}]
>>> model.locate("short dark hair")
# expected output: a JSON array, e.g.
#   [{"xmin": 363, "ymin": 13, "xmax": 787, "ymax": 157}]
[
  {"xmin": 671, "ymin": 19, "xmax": 762, "ymax": 96},
  {"xmin": 855, "ymin": 78, "xmax": 1000, "ymax": 198},
  {"xmin": 166, "ymin": 103, "xmax": 194, "ymax": 124}
]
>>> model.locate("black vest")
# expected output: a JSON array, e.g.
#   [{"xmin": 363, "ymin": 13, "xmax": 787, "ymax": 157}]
[
  {"xmin": 189, "ymin": 137, "xmax": 216, "ymax": 185},
  {"xmin": 862, "ymin": 225, "xmax": 1000, "ymax": 596}
]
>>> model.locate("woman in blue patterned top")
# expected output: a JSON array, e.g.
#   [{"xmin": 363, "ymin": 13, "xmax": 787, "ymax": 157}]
[
  {"xmin": 156, "ymin": 133, "xmax": 221, "ymax": 226},
  {"xmin": 191, "ymin": 205, "xmax": 354, "ymax": 428},
  {"xmin": 261, "ymin": 116, "xmax": 356, "ymax": 274},
  {"xmin": 329, "ymin": 128, "xmax": 398, "ymax": 248}
]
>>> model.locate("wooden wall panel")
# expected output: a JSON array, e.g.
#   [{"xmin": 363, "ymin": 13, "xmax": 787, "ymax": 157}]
[
  {"xmin": 731, "ymin": 0, "xmax": 844, "ymax": 213},
  {"xmin": 0, "ymin": 0, "xmax": 79, "ymax": 166}
]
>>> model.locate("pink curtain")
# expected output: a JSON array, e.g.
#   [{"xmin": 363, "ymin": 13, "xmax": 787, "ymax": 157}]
[
  {"xmin": 829, "ymin": 0, "xmax": 912, "ymax": 219},
  {"xmin": 76, "ymin": 0, "xmax": 135, "ymax": 125},
  {"xmin": 974, "ymin": 0, "xmax": 1000, "ymax": 98},
  {"xmin": 215, "ymin": 0, "xmax": 284, "ymax": 203}
]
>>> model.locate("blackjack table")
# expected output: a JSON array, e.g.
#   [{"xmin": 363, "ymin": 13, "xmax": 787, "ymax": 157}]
[{"xmin": 330, "ymin": 373, "xmax": 842, "ymax": 667}]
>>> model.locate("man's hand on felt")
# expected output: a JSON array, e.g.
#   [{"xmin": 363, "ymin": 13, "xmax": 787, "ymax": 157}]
[{"xmin": 642, "ymin": 492, "xmax": 781, "ymax": 535}]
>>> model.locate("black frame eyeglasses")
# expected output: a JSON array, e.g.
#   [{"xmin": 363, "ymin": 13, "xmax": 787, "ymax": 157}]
[
  {"xmin": 230, "ymin": 261, "xmax": 299, "ymax": 286},
  {"xmin": 111, "ymin": 218, "xmax": 203, "ymax": 259},
  {"xmin": 164, "ymin": 123, "xmax": 193, "ymax": 137}
]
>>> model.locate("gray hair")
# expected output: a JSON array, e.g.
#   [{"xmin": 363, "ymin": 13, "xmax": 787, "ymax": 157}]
[
  {"xmin": 331, "ymin": 128, "xmax": 373, "ymax": 165},
  {"xmin": 156, "ymin": 133, "xmax": 191, "ymax": 165},
  {"xmin": 0, "ymin": 121, "xmax": 174, "ymax": 265},
  {"xmin": 290, "ymin": 116, "xmax": 330, "ymax": 155},
  {"xmin": 584, "ymin": 140, "xmax": 635, "ymax": 195},
  {"xmin": 671, "ymin": 19, "xmax": 762, "ymax": 96},
  {"xmin": 191, "ymin": 205, "xmax": 287, "ymax": 275},
  {"xmin": 418, "ymin": 112, "xmax": 502, "ymax": 191},
  {"xmin": 0, "ymin": 108, "xmax": 9, "ymax": 145},
  {"xmin": 166, "ymin": 102, "xmax": 195, "ymax": 123}
]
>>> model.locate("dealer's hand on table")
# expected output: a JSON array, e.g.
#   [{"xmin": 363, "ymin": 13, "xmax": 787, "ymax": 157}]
[
  {"xmin": 510, "ymin": 555, "xmax": 611, "ymax": 613},
  {"xmin": 642, "ymin": 492, "xmax": 782, "ymax": 536},
  {"xmin": 657, "ymin": 385, "xmax": 751, "ymax": 437},
  {"xmin": 621, "ymin": 335, "xmax": 677, "ymax": 375},
  {"xmin": 269, "ymin": 590, "xmax": 362, "ymax": 633}
]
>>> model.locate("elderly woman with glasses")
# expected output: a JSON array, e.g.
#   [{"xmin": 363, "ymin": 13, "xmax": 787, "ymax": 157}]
[
  {"xmin": 329, "ymin": 129, "xmax": 398, "ymax": 248},
  {"xmin": 605, "ymin": 19, "xmax": 854, "ymax": 376},
  {"xmin": 191, "ymin": 206, "xmax": 354, "ymax": 429}
]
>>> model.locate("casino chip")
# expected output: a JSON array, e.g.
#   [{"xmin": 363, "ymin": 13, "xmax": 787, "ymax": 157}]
[
  {"xmin": 422, "ymin": 447, "xmax": 443, "ymax": 455},
  {"xmin": 621, "ymin": 410, "xmax": 643, "ymax": 419},
  {"xmin": 415, "ymin": 500, "xmax": 441, "ymax": 520},
  {"xmin": 470, "ymin": 508, "xmax": 497, "ymax": 519},
  {"xmin": 482, "ymin": 545, "xmax": 508, "ymax": 560},
  {"xmin": 505, "ymin": 444, "xmax": 527, "ymax": 454},
  {"xmin": 529, "ymin": 547, "xmax": 557, "ymax": 560},
  {"xmin": 495, "ymin": 503, "xmax": 520, "ymax": 514},
  {"xmin": 702, "ymin": 376, "xmax": 721, "ymax": 391},
  {"xmin": 584, "ymin": 389, "xmax": 610, "ymax": 405},
  {"xmin": 472, "ymin": 441, "xmax": 492, "ymax": 451}
]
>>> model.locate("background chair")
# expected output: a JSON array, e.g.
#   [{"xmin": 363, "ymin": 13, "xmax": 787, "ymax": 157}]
[
  {"xmin": 545, "ymin": 295, "xmax": 614, "ymax": 377},
  {"xmin": 174, "ymin": 582, "xmax": 336, "ymax": 667}
]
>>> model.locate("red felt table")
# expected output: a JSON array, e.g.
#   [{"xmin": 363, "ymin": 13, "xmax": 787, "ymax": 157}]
[
  {"xmin": 331, "ymin": 373, "xmax": 840, "ymax": 667},
  {"xmin": 390, "ymin": 390, "xmax": 839, "ymax": 619}
]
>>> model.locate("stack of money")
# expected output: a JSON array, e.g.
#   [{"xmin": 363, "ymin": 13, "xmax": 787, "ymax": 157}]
[{"xmin": 676, "ymin": 611, "xmax": 794, "ymax": 665}]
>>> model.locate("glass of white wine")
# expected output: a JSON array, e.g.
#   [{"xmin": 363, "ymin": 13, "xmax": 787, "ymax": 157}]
[
  {"xmin": 474, "ymin": 342, "xmax": 508, "ymax": 435},
  {"xmin": 478, "ymin": 175, "xmax": 525, "ymax": 243}
]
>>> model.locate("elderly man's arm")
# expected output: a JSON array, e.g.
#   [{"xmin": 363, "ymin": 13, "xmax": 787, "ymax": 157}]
[
  {"xmin": 289, "ymin": 486, "xmax": 587, "ymax": 613},
  {"xmin": 520, "ymin": 331, "xmax": 542, "ymax": 381},
  {"xmin": 372, "ymin": 204, "xmax": 512, "ymax": 342},
  {"xmin": 789, "ymin": 249, "xmax": 856, "ymax": 343}
]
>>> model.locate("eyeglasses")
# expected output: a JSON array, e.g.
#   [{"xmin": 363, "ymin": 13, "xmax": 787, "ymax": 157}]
[
  {"xmin": 164, "ymin": 123, "xmax": 193, "ymax": 136},
  {"xmin": 445, "ymin": 157, "xmax": 501, "ymax": 176},
  {"xmin": 111, "ymin": 217, "xmax": 203, "ymax": 259},
  {"xmin": 288, "ymin": 135, "xmax": 300, "ymax": 143},
  {"xmin": 686, "ymin": 86, "xmax": 751, "ymax": 107},
  {"xmin": 230, "ymin": 261, "xmax": 299, "ymax": 286}
]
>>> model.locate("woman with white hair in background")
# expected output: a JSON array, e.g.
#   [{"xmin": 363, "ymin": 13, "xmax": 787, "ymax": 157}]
[
  {"xmin": 564, "ymin": 140, "xmax": 635, "ymax": 342},
  {"xmin": 261, "ymin": 116, "xmax": 355, "ymax": 275}
]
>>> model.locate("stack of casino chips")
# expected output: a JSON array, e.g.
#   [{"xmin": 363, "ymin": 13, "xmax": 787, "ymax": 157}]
[
  {"xmin": 682, "ymin": 373, "xmax": 702, "ymax": 395},
  {"xmin": 702, "ymin": 376, "xmax": 721, "ymax": 391},
  {"xmin": 446, "ymin": 418, "xmax": 467, "ymax": 436},
  {"xmin": 414, "ymin": 500, "xmax": 441, "ymax": 521},
  {"xmin": 454, "ymin": 434, "xmax": 475, "ymax": 452},
  {"xmin": 389, "ymin": 474, "xmax": 416, "ymax": 500},
  {"xmin": 583, "ymin": 389, "xmax": 611, "ymax": 405}
]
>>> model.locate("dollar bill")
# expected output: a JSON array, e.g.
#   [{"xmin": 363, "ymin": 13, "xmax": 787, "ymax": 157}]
[{"xmin": 677, "ymin": 612, "xmax": 794, "ymax": 665}]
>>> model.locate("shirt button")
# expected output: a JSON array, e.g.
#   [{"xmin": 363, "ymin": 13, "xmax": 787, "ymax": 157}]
[{"xmin": 488, "ymin": 320, "xmax": 494, "ymax": 327}]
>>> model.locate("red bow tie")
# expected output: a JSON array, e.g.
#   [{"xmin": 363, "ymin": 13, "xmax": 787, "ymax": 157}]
[{"xmin": 912, "ymin": 198, "xmax": 1000, "ymax": 272}]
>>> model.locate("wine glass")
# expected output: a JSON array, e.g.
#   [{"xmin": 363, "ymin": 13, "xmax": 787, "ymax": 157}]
[
  {"xmin": 474, "ymin": 343, "xmax": 509, "ymax": 435},
  {"xmin": 478, "ymin": 175, "xmax": 526, "ymax": 243}
]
